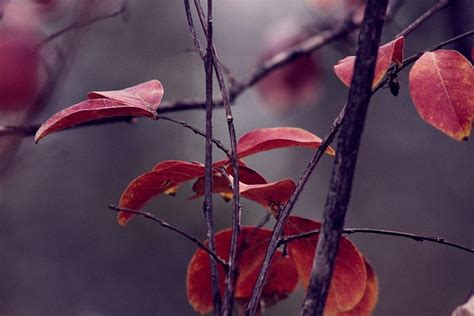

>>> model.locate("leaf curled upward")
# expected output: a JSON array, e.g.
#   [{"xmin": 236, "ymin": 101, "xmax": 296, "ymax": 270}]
[
  {"xmin": 334, "ymin": 36, "xmax": 404, "ymax": 89},
  {"xmin": 409, "ymin": 50, "xmax": 473, "ymax": 141},
  {"xmin": 34, "ymin": 80, "xmax": 164, "ymax": 142}
]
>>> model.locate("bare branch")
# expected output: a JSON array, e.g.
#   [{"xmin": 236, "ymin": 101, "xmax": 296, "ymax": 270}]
[
  {"xmin": 279, "ymin": 228, "xmax": 474, "ymax": 254},
  {"xmin": 184, "ymin": 0, "xmax": 205, "ymax": 58},
  {"xmin": 157, "ymin": 114, "xmax": 230, "ymax": 157},
  {"xmin": 39, "ymin": 2, "xmax": 128, "ymax": 48},
  {"xmin": 396, "ymin": 0, "xmax": 449, "ymax": 38},
  {"xmin": 108, "ymin": 205, "xmax": 228, "ymax": 267}
]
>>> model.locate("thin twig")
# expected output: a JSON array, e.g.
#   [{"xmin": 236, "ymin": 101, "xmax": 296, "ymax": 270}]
[
  {"xmin": 108, "ymin": 205, "xmax": 228, "ymax": 267},
  {"xmin": 201, "ymin": 0, "xmax": 222, "ymax": 313},
  {"xmin": 400, "ymin": 29, "xmax": 474, "ymax": 68},
  {"xmin": 157, "ymin": 114, "xmax": 230, "ymax": 157},
  {"xmin": 396, "ymin": 0, "xmax": 449, "ymax": 38},
  {"xmin": 279, "ymin": 228, "xmax": 474, "ymax": 254},
  {"xmin": 184, "ymin": 0, "xmax": 205, "ymax": 58},
  {"xmin": 39, "ymin": 2, "xmax": 127, "ymax": 48}
]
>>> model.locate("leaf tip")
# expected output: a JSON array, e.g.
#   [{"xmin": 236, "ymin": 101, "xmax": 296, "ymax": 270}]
[{"xmin": 117, "ymin": 213, "xmax": 130, "ymax": 226}]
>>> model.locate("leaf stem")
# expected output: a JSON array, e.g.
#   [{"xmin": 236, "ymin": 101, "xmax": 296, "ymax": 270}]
[{"xmin": 108, "ymin": 205, "xmax": 228, "ymax": 267}]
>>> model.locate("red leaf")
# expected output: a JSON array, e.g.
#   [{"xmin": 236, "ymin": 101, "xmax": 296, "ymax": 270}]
[
  {"xmin": 338, "ymin": 259, "xmax": 378, "ymax": 316},
  {"xmin": 118, "ymin": 160, "xmax": 204, "ymax": 226},
  {"xmin": 237, "ymin": 127, "xmax": 335, "ymax": 158},
  {"xmin": 87, "ymin": 79, "xmax": 163, "ymax": 109},
  {"xmin": 186, "ymin": 227, "xmax": 298, "ymax": 314},
  {"xmin": 34, "ymin": 80, "xmax": 164, "ymax": 142},
  {"xmin": 189, "ymin": 163, "xmax": 268, "ymax": 201},
  {"xmin": 189, "ymin": 165, "xmax": 295, "ymax": 214},
  {"xmin": 284, "ymin": 216, "xmax": 369, "ymax": 314},
  {"xmin": 408, "ymin": 50, "xmax": 474, "ymax": 141},
  {"xmin": 240, "ymin": 179, "xmax": 296, "ymax": 215},
  {"xmin": 334, "ymin": 36, "xmax": 404, "ymax": 89}
]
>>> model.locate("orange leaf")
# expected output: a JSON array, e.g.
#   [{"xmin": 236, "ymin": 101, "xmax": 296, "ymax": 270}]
[
  {"xmin": 338, "ymin": 259, "xmax": 378, "ymax": 316},
  {"xmin": 284, "ymin": 216, "xmax": 368, "ymax": 315},
  {"xmin": 118, "ymin": 160, "xmax": 204, "ymax": 226},
  {"xmin": 408, "ymin": 50, "xmax": 474, "ymax": 141},
  {"xmin": 186, "ymin": 227, "xmax": 298, "ymax": 314},
  {"xmin": 334, "ymin": 36, "xmax": 404, "ymax": 89},
  {"xmin": 237, "ymin": 127, "xmax": 335, "ymax": 158},
  {"xmin": 34, "ymin": 80, "xmax": 164, "ymax": 142}
]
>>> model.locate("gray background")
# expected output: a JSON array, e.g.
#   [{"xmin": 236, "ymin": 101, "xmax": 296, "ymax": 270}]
[{"xmin": 1, "ymin": 0, "xmax": 473, "ymax": 315}]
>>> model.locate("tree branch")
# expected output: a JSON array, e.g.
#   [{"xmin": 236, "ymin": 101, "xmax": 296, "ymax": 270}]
[
  {"xmin": 202, "ymin": 0, "xmax": 222, "ymax": 313},
  {"xmin": 278, "ymin": 228, "xmax": 474, "ymax": 254},
  {"xmin": 396, "ymin": 0, "xmax": 449, "ymax": 38},
  {"xmin": 108, "ymin": 205, "xmax": 228, "ymax": 267},
  {"xmin": 39, "ymin": 1, "xmax": 128, "ymax": 48},
  {"xmin": 157, "ymin": 114, "xmax": 230, "ymax": 157},
  {"xmin": 301, "ymin": 1, "xmax": 389, "ymax": 315}
]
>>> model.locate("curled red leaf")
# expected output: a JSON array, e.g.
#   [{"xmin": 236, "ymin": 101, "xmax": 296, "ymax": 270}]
[
  {"xmin": 408, "ymin": 50, "xmax": 473, "ymax": 141},
  {"xmin": 334, "ymin": 36, "xmax": 404, "ymax": 89},
  {"xmin": 35, "ymin": 80, "xmax": 164, "ymax": 142}
]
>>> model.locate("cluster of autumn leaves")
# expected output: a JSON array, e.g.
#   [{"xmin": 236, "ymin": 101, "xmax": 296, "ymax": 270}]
[
  {"xmin": 34, "ymin": 33, "xmax": 473, "ymax": 314},
  {"xmin": 113, "ymin": 129, "xmax": 377, "ymax": 315}
]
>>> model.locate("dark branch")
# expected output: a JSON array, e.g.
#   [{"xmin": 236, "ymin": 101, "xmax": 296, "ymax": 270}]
[
  {"xmin": 301, "ymin": 1, "xmax": 389, "ymax": 315},
  {"xmin": 279, "ymin": 228, "xmax": 474, "ymax": 254},
  {"xmin": 108, "ymin": 205, "xmax": 228, "ymax": 267}
]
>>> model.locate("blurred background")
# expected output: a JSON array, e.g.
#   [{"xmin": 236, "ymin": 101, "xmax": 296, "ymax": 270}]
[{"xmin": 0, "ymin": 0, "xmax": 472, "ymax": 315}]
